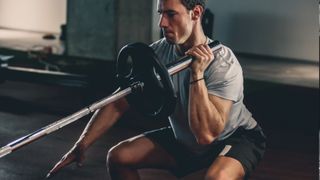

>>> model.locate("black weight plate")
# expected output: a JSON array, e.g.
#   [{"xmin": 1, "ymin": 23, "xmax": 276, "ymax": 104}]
[{"xmin": 116, "ymin": 43, "xmax": 177, "ymax": 119}]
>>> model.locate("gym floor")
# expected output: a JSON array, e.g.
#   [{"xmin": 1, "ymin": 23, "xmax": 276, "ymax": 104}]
[{"xmin": 0, "ymin": 75, "xmax": 318, "ymax": 180}]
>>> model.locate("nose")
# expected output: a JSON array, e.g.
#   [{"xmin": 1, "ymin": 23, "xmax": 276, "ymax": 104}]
[{"xmin": 158, "ymin": 15, "xmax": 168, "ymax": 28}]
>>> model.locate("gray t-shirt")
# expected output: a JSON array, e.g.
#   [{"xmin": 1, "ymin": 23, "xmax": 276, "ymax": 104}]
[{"xmin": 150, "ymin": 38, "xmax": 257, "ymax": 153}]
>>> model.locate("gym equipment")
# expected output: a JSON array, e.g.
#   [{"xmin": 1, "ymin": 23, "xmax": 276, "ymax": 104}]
[
  {"xmin": 0, "ymin": 57, "xmax": 88, "ymax": 87},
  {"xmin": 0, "ymin": 40, "xmax": 222, "ymax": 158},
  {"xmin": 117, "ymin": 42, "xmax": 176, "ymax": 118}
]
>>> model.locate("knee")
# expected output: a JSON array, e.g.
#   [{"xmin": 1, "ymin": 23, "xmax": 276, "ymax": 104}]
[
  {"xmin": 106, "ymin": 142, "xmax": 132, "ymax": 167},
  {"xmin": 107, "ymin": 146, "xmax": 119, "ymax": 167}
]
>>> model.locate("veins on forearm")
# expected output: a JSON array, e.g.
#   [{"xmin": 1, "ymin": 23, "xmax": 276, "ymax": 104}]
[{"xmin": 188, "ymin": 82, "xmax": 225, "ymax": 143}]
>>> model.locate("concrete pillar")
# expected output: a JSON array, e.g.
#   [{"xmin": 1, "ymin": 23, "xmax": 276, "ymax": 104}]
[
  {"xmin": 116, "ymin": 0, "xmax": 154, "ymax": 51},
  {"xmin": 66, "ymin": 0, "xmax": 116, "ymax": 60},
  {"xmin": 66, "ymin": 0, "xmax": 154, "ymax": 61}
]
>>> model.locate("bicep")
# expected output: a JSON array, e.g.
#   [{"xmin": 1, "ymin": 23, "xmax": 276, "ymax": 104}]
[{"xmin": 208, "ymin": 94, "xmax": 233, "ymax": 122}]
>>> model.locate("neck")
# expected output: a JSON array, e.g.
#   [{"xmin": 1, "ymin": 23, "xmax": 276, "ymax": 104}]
[{"xmin": 176, "ymin": 25, "xmax": 207, "ymax": 55}]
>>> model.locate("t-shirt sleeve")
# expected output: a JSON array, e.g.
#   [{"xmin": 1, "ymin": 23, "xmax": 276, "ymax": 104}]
[{"xmin": 205, "ymin": 46, "xmax": 243, "ymax": 102}]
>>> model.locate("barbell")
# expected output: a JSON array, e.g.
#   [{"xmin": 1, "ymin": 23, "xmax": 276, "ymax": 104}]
[
  {"xmin": 0, "ymin": 40, "xmax": 222, "ymax": 158},
  {"xmin": 0, "ymin": 55, "xmax": 88, "ymax": 87}
]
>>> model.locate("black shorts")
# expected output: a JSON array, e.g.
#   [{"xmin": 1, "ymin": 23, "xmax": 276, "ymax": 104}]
[{"xmin": 144, "ymin": 125, "xmax": 266, "ymax": 178}]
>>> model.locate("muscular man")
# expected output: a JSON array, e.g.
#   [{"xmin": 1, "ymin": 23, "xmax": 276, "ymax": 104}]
[{"xmin": 47, "ymin": 0, "xmax": 266, "ymax": 179}]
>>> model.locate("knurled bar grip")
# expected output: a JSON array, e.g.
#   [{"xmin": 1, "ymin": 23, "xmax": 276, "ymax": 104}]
[{"xmin": 0, "ymin": 41, "xmax": 222, "ymax": 158}]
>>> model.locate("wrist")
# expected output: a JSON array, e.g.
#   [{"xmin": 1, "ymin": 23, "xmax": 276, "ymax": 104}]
[
  {"xmin": 75, "ymin": 143, "xmax": 86, "ymax": 150},
  {"xmin": 190, "ymin": 77, "xmax": 204, "ymax": 84},
  {"xmin": 76, "ymin": 138, "xmax": 90, "ymax": 150},
  {"xmin": 191, "ymin": 72, "xmax": 204, "ymax": 80}
]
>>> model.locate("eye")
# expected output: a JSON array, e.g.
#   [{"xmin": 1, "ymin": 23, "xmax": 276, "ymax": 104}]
[{"xmin": 167, "ymin": 12, "xmax": 176, "ymax": 18}]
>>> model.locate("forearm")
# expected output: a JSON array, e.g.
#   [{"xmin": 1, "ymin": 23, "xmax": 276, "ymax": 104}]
[
  {"xmin": 76, "ymin": 98, "xmax": 129, "ymax": 149},
  {"xmin": 189, "ymin": 75, "xmax": 225, "ymax": 144}
]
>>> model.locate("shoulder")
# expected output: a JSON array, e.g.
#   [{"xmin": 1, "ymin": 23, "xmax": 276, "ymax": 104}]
[
  {"xmin": 205, "ymin": 43, "xmax": 244, "ymax": 101},
  {"xmin": 206, "ymin": 39, "xmax": 239, "ymax": 68},
  {"xmin": 217, "ymin": 45, "xmax": 237, "ymax": 64},
  {"xmin": 205, "ymin": 42, "xmax": 243, "ymax": 87},
  {"xmin": 208, "ymin": 43, "xmax": 242, "ymax": 73},
  {"xmin": 149, "ymin": 38, "xmax": 175, "ymax": 61},
  {"xmin": 149, "ymin": 38, "xmax": 170, "ymax": 50}
]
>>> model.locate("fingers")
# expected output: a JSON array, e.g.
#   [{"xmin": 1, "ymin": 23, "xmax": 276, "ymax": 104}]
[
  {"xmin": 46, "ymin": 153, "xmax": 76, "ymax": 178},
  {"xmin": 185, "ymin": 44, "xmax": 214, "ymax": 74},
  {"xmin": 186, "ymin": 44, "xmax": 214, "ymax": 61},
  {"xmin": 204, "ymin": 44, "xmax": 215, "ymax": 60},
  {"xmin": 76, "ymin": 153, "xmax": 85, "ymax": 167}
]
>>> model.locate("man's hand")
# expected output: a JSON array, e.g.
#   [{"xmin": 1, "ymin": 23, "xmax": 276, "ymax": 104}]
[
  {"xmin": 46, "ymin": 145, "xmax": 86, "ymax": 178},
  {"xmin": 185, "ymin": 44, "xmax": 214, "ymax": 79}
]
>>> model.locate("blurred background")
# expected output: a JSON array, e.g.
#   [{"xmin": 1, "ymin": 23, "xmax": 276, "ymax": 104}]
[{"xmin": 0, "ymin": 0, "xmax": 318, "ymax": 179}]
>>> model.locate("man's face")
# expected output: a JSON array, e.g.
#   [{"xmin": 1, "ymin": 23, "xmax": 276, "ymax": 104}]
[{"xmin": 157, "ymin": 0, "xmax": 194, "ymax": 44}]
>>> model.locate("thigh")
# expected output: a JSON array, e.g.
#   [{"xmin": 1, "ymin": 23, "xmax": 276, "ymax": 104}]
[
  {"xmin": 206, "ymin": 126, "xmax": 266, "ymax": 179},
  {"xmin": 109, "ymin": 134, "xmax": 178, "ymax": 170},
  {"xmin": 223, "ymin": 126, "xmax": 266, "ymax": 176}
]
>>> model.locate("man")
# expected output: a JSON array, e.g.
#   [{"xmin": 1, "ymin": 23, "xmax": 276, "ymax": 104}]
[{"xmin": 47, "ymin": 0, "xmax": 266, "ymax": 179}]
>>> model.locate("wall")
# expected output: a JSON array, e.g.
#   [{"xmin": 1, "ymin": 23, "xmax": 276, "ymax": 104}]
[
  {"xmin": 66, "ymin": 0, "xmax": 116, "ymax": 60},
  {"xmin": 0, "ymin": 0, "xmax": 66, "ymax": 33},
  {"xmin": 66, "ymin": 0, "xmax": 153, "ymax": 61},
  {"xmin": 116, "ymin": 0, "xmax": 154, "ymax": 51},
  {"xmin": 151, "ymin": 0, "xmax": 318, "ymax": 62},
  {"xmin": 2, "ymin": 0, "xmax": 316, "ymax": 62},
  {"xmin": 207, "ymin": 0, "xmax": 318, "ymax": 62},
  {"xmin": 152, "ymin": 0, "xmax": 161, "ymax": 42}
]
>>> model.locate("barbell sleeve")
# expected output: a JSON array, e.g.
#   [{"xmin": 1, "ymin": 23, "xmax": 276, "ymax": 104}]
[{"xmin": 0, "ymin": 41, "xmax": 223, "ymax": 158}]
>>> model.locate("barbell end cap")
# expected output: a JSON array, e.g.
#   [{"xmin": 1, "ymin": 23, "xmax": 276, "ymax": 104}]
[{"xmin": 0, "ymin": 146, "xmax": 12, "ymax": 158}]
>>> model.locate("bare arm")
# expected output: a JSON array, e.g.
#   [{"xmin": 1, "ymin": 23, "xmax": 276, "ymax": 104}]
[
  {"xmin": 188, "ymin": 78, "xmax": 232, "ymax": 145},
  {"xmin": 77, "ymin": 97, "xmax": 129, "ymax": 150},
  {"xmin": 186, "ymin": 44, "xmax": 232, "ymax": 145},
  {"xmin": 47, "ymin": 97, "xmax": 129, "ymax": 178}
]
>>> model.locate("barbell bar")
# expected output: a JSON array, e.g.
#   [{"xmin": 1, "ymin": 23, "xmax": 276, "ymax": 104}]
[
  {"xmin": 0, "ymin": 58, "xmax": 88, "ymax": 88},
  {"xmin": 0, "ymin": 40, "xmax": 222, "ymax": 158}
]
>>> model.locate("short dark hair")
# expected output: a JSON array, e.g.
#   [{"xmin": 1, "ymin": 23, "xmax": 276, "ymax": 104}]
[{"xmin": 180, "ymin": 0, "xmax": 206, "ymax": 10}]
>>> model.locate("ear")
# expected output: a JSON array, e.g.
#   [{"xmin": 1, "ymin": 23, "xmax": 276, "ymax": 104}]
[{"xmin": 191, "ymin": 5, "xmax": 204, "ymax": 21}]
